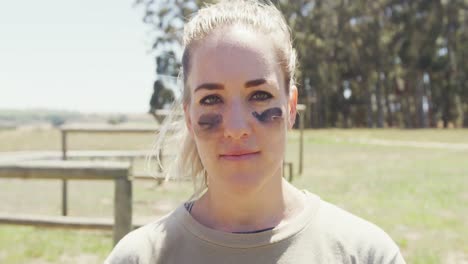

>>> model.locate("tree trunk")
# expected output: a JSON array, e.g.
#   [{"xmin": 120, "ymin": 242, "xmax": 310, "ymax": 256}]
[
  {"xmin": 463, "ymin": 104, "xmax": 468, "ymax": 128},
  {"xmin": 384, "ymin": 73, "xmax": 394, "ymax": 127},
  {"xmin": 362, "ymin": 76, "xmax": 374, "ymax": 128},
  {"xmin": 428, "ymin": 72, "xmax": 439, "ymax": 127},
  {"xmin": 376, "ymin": 72, "xmax": 384, "ymax": 128},
  {"xmin": 415, "ymin": 71, "xmax": 427, "ymax": 128},
  {"xmin": 402, "ymin": 96, "xmax": 412, "ymax": 128},
  {"xmin": 317, "ymin": 87, "xmax": 326, "ymax": 128},
  {"xmin": 441, "ymin": 74, "xmax": 451, "ymax": 128},
  {"xmin": 402, "ymin": 75, "xmax": 413, "ymax": 128},
  {"xmin": 342, "ymin": 100, "xmax": 351, "ymax": 128},
  {"xmin": 444, "ymin": 5, "xmax": 458, "ymax": 128}
]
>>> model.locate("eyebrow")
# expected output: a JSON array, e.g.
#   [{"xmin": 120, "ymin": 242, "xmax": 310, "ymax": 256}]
[
  {"xmin": 245, "ymin": 78, "xmax": 267, "ymax": 88},
  {"xmin": 194, "ymin": 83, "xmax": 224, "ymax": 93},
  {"xmin": 194, "ymin": 78, "xmax": 268, "ymax": 93}
]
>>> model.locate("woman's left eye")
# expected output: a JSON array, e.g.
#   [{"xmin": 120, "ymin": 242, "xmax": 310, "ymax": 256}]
[{"xmin": 250, "ymin": 91, "xmax": 273, "ymax": 101}]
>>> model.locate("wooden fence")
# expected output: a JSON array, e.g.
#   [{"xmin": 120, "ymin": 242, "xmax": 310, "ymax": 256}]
[
  {"xmin": 59, "ymin": 125, "xmax": 160, "ymax": 216},
  {"xmin": 0, "ymin": 160, "xmax": 132, "ymax": 245}
]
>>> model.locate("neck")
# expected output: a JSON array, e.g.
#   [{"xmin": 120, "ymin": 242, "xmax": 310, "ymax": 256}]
[{"xmin": 191, "ymin": 171, "xmax": 304, "ymax": 233}]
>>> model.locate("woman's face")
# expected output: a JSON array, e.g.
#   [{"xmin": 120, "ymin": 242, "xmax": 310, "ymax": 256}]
[{"xmin": 185, "ymin": 26, "xmax": 297, "ymax": 193}]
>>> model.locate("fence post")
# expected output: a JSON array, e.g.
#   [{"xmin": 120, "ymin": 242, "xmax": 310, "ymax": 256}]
[
  {"xmin": 61, "ymin": 130, "xmax": 68, "ymax": 216},
  {"xmin": 298, "ymin": 105, "xmax": 305, "ymax": 175},
  {"xmin": 288, "ymin": 162, "xmax": 293, "ymax": 182},
  {"xmin": 113, "ymin": 173, "xmax": 132, "ymax": 245}
]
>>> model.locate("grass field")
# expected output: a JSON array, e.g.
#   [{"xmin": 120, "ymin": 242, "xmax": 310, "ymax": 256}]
[{"xmin": 0, "ymin": 127, "xmax": 467, "ymax": 263}]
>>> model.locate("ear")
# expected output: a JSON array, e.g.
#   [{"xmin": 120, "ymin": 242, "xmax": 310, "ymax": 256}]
[
  {"xmin": 288, "ymin": 85, "xmax": 298, "ymax": 129},
  {"xmin": 183, "ymin": 103, "xmax": 194, "ymax": 138}
]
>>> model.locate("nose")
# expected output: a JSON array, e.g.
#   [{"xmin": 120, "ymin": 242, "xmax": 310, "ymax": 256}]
[{"xmin": 223, "ymin": 101, "xmax": 252, "ymax": 140}]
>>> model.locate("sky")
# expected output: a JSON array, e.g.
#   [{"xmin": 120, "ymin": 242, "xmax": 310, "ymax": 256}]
[{"xmin": 0, "ymin": 0, "xmax": 158, "ymax": 113}]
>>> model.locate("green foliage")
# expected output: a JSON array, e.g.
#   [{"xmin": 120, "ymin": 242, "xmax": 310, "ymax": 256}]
[{"xmin": 135, "ymin": 0, "xmax": 468, "ymax": 128}]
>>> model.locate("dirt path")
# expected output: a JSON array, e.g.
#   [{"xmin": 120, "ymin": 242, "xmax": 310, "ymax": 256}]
[{"xmin": 336, "ymin": 138, "xmax": 468, "ymax": 150}]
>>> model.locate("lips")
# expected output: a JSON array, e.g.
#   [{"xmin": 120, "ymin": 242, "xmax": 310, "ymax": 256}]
[{"xmin": 219, "ymin": 150, "xmax": 260, "ymax": 161}]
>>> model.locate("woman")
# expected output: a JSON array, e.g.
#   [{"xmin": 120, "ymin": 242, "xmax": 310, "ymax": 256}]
[{"xmin": 106, "ymin": 1, "xmax": 405, "ymax": 263}]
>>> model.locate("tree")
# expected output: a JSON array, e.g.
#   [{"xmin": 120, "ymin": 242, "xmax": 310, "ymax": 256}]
[
  {"xmin": 136, "ymin": 0, "xmax": 468, "ymax": 128},
  {"xmin": 148, "ymin": 79, "xmax": 175, "ymax": 123}
]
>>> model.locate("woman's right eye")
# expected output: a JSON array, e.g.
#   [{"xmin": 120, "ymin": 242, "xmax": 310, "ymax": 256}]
[{"xmin": 200, "ymin": 95, "xmax": 222, "ymax": 105}]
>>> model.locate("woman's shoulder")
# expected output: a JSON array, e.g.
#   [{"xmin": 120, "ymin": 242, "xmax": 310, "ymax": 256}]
[
  {"xmin": 104, "ymin": 205, "xmax": 185, "ymax": 264},
  {"xmin": 317, "ymin": 199, "xmax": 393, "ymax": 240},
  {"xmin": 309, "ymin": 194, "xmax": 405, "ymax": 263}
]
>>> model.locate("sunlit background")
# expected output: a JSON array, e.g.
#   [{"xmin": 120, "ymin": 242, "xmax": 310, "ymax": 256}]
[{"xmin": 0, "ymin": 0, "xmax": 154, "ymax": 113}]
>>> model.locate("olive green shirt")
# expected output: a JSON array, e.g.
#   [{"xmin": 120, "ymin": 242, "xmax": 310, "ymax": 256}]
[{"xmin": 105, "ymin": 191, "xmax": 405, "ymax": 264}]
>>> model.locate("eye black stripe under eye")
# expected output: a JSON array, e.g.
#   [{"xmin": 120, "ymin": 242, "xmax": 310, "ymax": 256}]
[
  {"xmin": 252, "ymin": 107, "xmax": 283, "ymax": 123},
  {"xmin": 198, "ymin": 113, "xmax": 223, "ymax": 130}
]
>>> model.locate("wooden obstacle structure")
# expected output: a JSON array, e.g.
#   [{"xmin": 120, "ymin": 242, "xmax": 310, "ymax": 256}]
[{"xmin": 0, "ymin": 160, "xmax": 132, "ymax": 245}]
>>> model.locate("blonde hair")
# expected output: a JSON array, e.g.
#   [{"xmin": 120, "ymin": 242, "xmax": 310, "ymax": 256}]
[{"xmin": 150, "ymin": 0, "xmax": 297, "ymax": 198}]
